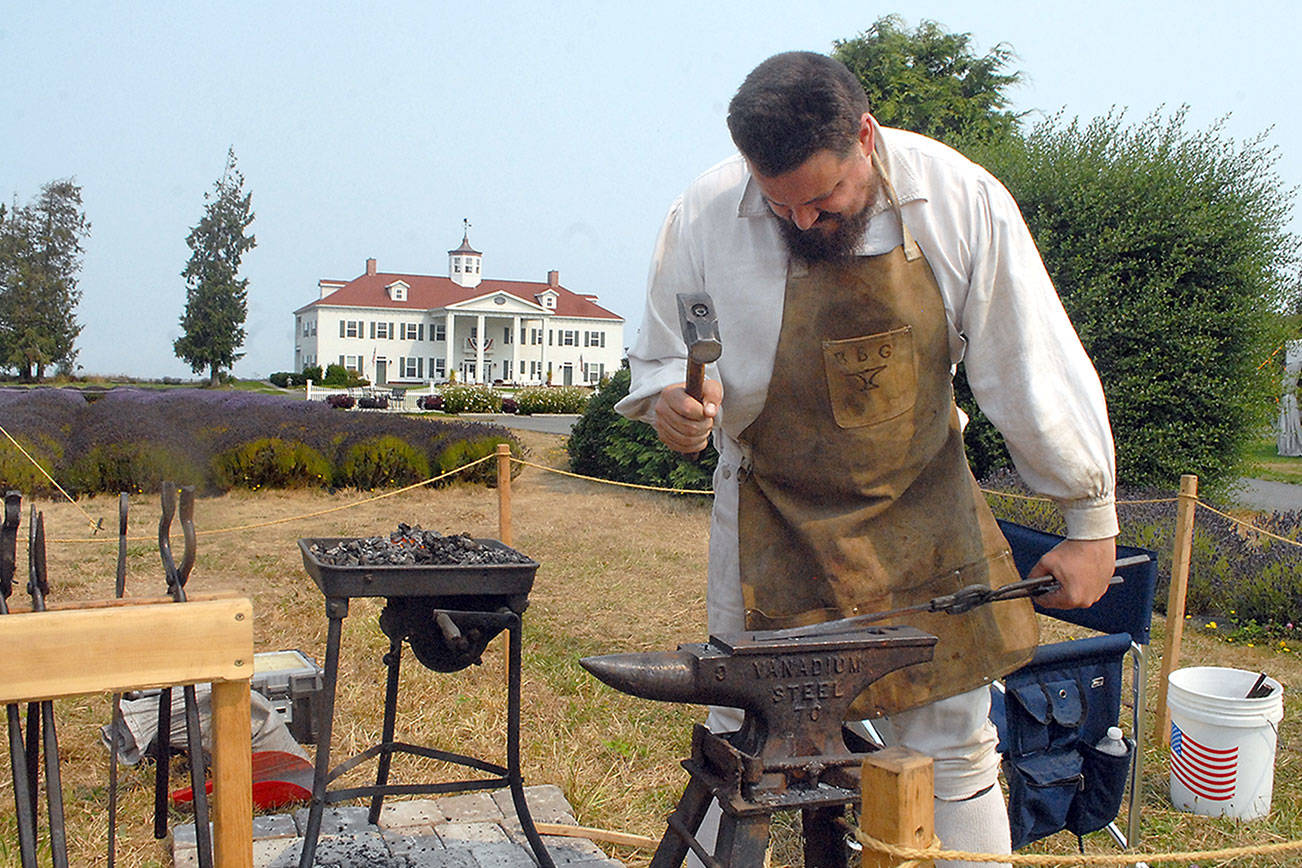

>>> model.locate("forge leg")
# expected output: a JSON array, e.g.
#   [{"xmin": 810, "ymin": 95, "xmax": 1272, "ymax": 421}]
[
  {"xmin": 300, "ymin": 599, "xmax": 346, "ymax": 868},
  {"xmin": 367, "ymin": 636, "xmax": 403, "ymax": 825},
  {"xmin": 714, "ymin": 812, "xmax": 770, "ymax": 868},
  {"xmin": 649, "ymin": 777, "xmax": 715, "ymax": 868},
  {"xmin": 504, "ymin": 615, "xmax": 555, "ymax": 868},
  {"xmin": 802, "ymin": 805, "xmax": 848, "ymax": 868}
]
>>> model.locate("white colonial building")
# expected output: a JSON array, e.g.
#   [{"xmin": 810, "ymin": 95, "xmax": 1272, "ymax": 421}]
[{"xmin": 294, "ymin": 231, "xmax": 624, "ymax": 387}]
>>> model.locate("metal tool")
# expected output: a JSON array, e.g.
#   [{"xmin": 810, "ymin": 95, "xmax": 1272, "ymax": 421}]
[
  {"xmin": 756, "ymin": 558, "xmax": 1145, "ymax": 642},
  {"xmin": 676, "ymin": 292, "xmax": 721, "ymax": 460},
  {"xmin": 676, "ymin": 291, "xmax": 721, "ymax": 405},
  {"xmin": 582, "ymin": 625, "xmax": 937, "ymax": 867},
  {"xmin": 153, "ymin": 483, "xmax": 212, "ymax": 868},
  {"xmin": 1, "ymin": 491, "xmax": 38, "ymax": 868},
  {"xmin": 108, "ymin": 492, "xmax": 128, "ymax": 868},
  {"xmin": 25, "ymin": 508, "xmax": 69, "ymax": 868}
]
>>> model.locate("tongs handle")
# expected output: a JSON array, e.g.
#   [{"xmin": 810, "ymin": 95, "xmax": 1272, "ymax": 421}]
[{"xmin": 1, "ymin": 491, "xmax": 19, "ymax": 601}]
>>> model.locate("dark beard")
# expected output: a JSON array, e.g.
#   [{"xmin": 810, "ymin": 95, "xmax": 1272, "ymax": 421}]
[
  {"xmin": 773, "ymin": 173, "xmax": 881, "ymax": 263},
  {"xmin": 776, "ymin": 206, "xmax": 873, "ymax": 262}
]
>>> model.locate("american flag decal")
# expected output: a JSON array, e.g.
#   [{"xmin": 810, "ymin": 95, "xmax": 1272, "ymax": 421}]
[{"xmin": 1171, "ymin": 722, "xmax": 1237, "ymax": 801}]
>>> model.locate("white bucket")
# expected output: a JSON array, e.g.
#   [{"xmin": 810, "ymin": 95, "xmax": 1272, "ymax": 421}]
[{"xmin": 1167, "ymin": 666, "xmax": 1284, "ymax": 819}]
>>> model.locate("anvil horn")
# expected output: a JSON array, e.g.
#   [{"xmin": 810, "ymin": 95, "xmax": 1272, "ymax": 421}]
[{"xmin": 579, "ymin": 651, "xmax": 700, "ymax": 704}]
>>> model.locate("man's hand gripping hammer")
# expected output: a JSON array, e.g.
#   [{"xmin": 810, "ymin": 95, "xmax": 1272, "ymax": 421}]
[{"xmin": 675, "ymin": 292, "xmax": 721, "ymax": 458}]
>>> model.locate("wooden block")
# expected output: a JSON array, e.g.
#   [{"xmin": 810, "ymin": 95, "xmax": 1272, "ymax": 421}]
[
  {"xmin": 0, "ymin": 597, "xmax": 253, "ymax": 702},
  {"xmin": 860, "ymin": 746, "xmax": 934, "ymax": 868}
]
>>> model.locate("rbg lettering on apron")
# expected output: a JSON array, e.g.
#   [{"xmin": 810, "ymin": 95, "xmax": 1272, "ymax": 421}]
[{"xmin": 822, "ymin": 325, "xmax": 917, "ymax": 428}]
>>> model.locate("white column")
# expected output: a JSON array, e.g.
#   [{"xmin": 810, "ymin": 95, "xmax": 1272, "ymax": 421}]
[
  {"xmin": 445, "ymin": 312, "xmax": 455, "ymax": 381},
  {"xmin": 475, "ymin": 313, "xmax": 486, "ymax": 383},
  {"xmin": 511, "ymin": 315, "xmax": 521, "ymax": 383},
  {"xmin": 539, "ymin": 316, "xmax": 548, "ymax": 383}
]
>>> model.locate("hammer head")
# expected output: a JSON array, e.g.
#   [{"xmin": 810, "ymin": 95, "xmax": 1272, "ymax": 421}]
[{"xmin": 676, "ymin": 292, "xmax": 722, "ymax": 364}]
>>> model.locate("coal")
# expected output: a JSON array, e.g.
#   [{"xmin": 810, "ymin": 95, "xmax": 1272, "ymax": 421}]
[{"xmin": 308, "ymin": 524, "xmax": 533, "ymax": 567}]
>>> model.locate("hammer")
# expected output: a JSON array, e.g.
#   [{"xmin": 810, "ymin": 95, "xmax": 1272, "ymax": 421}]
[{"xmin": 676, "ymin": 292, "xmax": 721, "ymax": 456}]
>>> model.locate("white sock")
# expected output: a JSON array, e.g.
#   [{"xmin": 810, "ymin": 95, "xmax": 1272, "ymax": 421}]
[{"xmin": 932, "ymin": 785, "xmax": 1012, "ymax": 868}]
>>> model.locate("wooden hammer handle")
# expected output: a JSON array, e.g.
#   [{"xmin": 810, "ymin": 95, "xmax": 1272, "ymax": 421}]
[{"xmin": 685, "ymin": 359, "xmax": 705, "ymax": 404}]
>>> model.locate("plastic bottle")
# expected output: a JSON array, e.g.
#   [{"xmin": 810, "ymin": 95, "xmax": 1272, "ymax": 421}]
[{"xmin": 1095, "ymin": 725, "xmax": 1128, "ymax": 756}]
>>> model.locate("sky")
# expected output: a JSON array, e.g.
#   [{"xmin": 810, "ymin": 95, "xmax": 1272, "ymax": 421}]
[{"xmin": 3, "ymin": 1, "xmax": 1299, "ymax": 379}]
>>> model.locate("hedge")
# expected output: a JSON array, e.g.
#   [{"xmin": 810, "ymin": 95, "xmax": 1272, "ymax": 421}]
[{"xmin": 0, "ymin": 387, "xmax": 520, "ymax": 495}]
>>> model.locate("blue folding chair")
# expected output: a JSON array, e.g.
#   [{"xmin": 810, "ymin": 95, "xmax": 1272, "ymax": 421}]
[{"xmin": 991, "ymin": 520, "xmax": 1159, "ymax": 853}]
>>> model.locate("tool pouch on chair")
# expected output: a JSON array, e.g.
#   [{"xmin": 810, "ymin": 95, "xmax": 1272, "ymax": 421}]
[{"xmin": 999, "ymin": 656, "xmax": 1131, "ymax": 849}]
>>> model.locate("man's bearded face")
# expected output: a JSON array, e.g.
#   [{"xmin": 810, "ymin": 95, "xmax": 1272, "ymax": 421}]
[
  {"xmin": 753, "ymin": 146, "xmax": 881, "ymax": 263},
  {"xmin": 774, "ymin": 197, "xmax": 874, "ymax": 262}
]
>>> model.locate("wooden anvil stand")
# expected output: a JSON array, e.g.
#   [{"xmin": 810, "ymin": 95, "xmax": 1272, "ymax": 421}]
[{"xmin": 0, "ymin": 594, "xmax": 255, "ymax": 868}]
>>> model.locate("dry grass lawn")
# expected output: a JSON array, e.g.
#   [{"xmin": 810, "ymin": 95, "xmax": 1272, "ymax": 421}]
[{"xmin": 0, "ymin": 428, "xmax": 1298, "ymax": 867}]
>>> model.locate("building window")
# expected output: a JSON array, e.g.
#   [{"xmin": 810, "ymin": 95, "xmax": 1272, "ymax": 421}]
[
  {"xmin": 310, "ymin": 320, "xmax": 317, "ymax": 335},
  {"xmin": 530, "ymin": 361, "xmax": 541, "ymax": 378},
  {"xmin": 435, "ymin": 324, "xmax": 446, "ymax": 341},
  {"xmin": 530, "ymin": 328, "xmax": 542, "ymax": 345},
  {"xmin": 400, "ymin": 357, "xmax": 422, "ymax": 378},
  {"xmin": 434, "ymin": 357, "xmax": 446, "ymax": 377},
  {"xmin": 401, "ymin": 322, "xmax": 420, "ymax": 341},
  {"xmin": 342, "ymin": 320, "xmax": 361, "ymax": 338},
  {"xmin": 584, "ymin": 330, "xmax": 607, "ymax": 347},
  {"xmin": 340, "ymin": 354, "xmax": 362, "ymax": 372},
  {"xmin": 561, "ymin": 329, "xmax": 578, "ymax": 346},
  {"xmin": 503, "ymin": 327, "xmax": 512, "ymax": 344},
  {"xmin": 298, "ymin": 317, "xmax": 305, "ymax": 336},
  {"xmin": 378, "ymin": 322, "xmax": 393, "ymax": 339}
]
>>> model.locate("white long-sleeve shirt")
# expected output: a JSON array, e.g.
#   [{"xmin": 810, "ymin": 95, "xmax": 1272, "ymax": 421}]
[{"xmin": 616, "ymin": 123, "xmax": 1117, "ymax": 540}]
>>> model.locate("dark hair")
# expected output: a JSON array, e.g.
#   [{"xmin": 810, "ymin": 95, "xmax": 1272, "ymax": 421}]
[{"xmin": 726, "ymin": 51, "xmax": 870, "ymax": 177}]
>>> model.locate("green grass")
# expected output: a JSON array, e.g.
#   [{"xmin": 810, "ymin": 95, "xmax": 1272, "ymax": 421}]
[{"xmin": 1243, "ymin": 436, "xmax": 1302, "ymax": 485}]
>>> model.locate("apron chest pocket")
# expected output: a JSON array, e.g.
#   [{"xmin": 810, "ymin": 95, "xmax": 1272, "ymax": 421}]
[{"xmin": 822, "ymin": 326, "xmax": 917, "ymax": 428}]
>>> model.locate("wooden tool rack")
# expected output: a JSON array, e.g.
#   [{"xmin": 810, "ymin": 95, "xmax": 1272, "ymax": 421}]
[{"xmin": 0, "ymin": 595, "xmax": 255, "ymax": 868}]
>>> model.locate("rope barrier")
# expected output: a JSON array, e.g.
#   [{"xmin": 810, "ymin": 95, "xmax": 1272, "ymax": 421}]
[
  {"xmin": 5, "ymin": 423, "xmax": 1301, "ymax": 553},
  {"xmin": 43, "ymin": 454, "xmax": 497, "ymax": 544},
  {"xmin": 848, "ymin": 823, "xmax": 1302, "ymax": 865}
]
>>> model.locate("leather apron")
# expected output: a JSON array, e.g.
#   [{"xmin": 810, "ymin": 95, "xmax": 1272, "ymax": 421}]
[{"xmin": 737, "ymin": 180, "xmax": 1038, "ymax": 718}]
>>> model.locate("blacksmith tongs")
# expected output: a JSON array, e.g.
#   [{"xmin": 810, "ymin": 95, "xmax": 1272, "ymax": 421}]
[
  {"xmin": 25, "ymin": 508, "xmax": 70, "ymax": 868},
  {"xmin": 757, "ymin": 555, "xmax": 1149, "ymax": 642},
  {"xmin": 152, "ymin": 484, "xmax": 213, "ymax": 868},
  {"xmin": 1, "ymin": 492, "xmax": 38, "ymax": 868}
]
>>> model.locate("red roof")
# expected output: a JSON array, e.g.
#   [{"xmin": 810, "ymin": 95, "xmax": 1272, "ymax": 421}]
[{"xmin": 296, "ymin": 272, "xmax": 623, "ymax": 321}]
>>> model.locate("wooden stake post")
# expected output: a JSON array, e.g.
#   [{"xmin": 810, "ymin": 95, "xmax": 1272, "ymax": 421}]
[
  {"xmin": 0, "ymin": 597, "xmax": 255, "ymax": 868},
  {"xmin": 496, "ymin": 442, "xmax": 512, "ymax": 546},
  {"xmin": 860, "ymin": 746, "xmax": 935, "ymax": 868},
  {"xmin": 1156, "ymin": 473, "xmax": 1199, "ymax": 748}
]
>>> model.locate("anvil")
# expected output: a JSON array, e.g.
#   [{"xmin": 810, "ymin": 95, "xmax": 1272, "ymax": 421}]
[{"xmin": 581, "ymin": 623, "xmax": 936, "ymax": 783}]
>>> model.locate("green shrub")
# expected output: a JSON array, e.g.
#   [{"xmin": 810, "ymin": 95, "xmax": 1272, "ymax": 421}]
[
  {"xmin": 566, "ymin": 367, "xmax": 715, "ymax": 491},
  {"xmin": 212, "ymin": 438, "xmax": 331, "ymax": 490},
  {"xmin": 0, "ymin": 435, "xmax": 61, "ymax": 496},
  {"xmin": 301, "ymin": 364, "xmax": 323, "ymax": 383},
  {"xmin": 268, "ymin": 372, "xmax": 292, "ymax": 388},
  {"xmin": 336, "ymin": 435, "xmax": 431, "ymax": 490},
  {"xmin": 514, "ymin": 386, "xmax": 590, "ymax": 415},
  {"xmin": 67, "ymin": 442, "xmax": 203, "ymax": 495},
  {"xmin": 438, "ymin": 384, "xmax": 502, "ymax": 413},
  {"xmin": 434, "ymin": 435, "xmax": 520, "ymax": 486},
  {"xmin": 322, "ymin": 363, "xmax": 367, "ymax": 388},
  {"xmin": 962, "ymin": 110, "xmax": 1299, "ymax": 491}
]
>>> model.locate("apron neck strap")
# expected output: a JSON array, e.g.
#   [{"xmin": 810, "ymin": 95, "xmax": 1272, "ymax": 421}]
[{"xmin": 872, "ymin": 151, "xmax": 922, "ymax": 262}]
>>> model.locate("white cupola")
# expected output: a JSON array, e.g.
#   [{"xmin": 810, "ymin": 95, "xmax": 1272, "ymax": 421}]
[{"xmin": 447, "ymin": 220, "xmax": 483, "ymax": 288}]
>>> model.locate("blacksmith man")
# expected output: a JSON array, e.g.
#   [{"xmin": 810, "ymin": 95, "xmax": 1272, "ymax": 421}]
[{"xmin": 616, "ymin": 51, "xmax": 1117, "ymax": 868}]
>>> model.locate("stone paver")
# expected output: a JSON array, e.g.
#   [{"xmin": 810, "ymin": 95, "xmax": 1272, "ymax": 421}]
[{"xmin": 171, "ymin": 786, "xmax": 627, "ymax": 867}]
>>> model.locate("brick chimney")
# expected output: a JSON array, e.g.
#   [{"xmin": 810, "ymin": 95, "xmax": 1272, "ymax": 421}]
[
  {"xmin": 547, "ymin": 270, "xmax": 559, "ymax": 287},
  {"xmin": 366, "ymin": 257, "xmax": 377, "ymax": 276}
]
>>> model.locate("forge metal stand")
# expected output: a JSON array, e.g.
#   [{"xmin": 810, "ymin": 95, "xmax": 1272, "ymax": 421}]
[{"xmin": 298, "ymin": 596, "xmax": 554, "ymax": 868}]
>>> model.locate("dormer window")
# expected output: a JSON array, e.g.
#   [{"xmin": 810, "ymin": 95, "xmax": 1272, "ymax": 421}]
[
  {"xmin": 386, "ymin": 280, "xmax": 409, "ymax": 301},
  {"xmin": 537, "ymin": 290, "xmax": 558, "ymax": 310}
]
